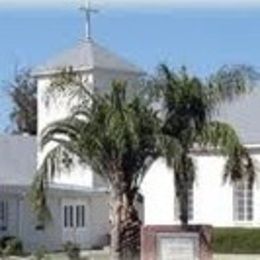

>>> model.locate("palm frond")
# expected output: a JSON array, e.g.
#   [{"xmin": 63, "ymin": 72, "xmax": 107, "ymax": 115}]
[
  {"xmin": 195, "ymin": 120, "xmax": 255, "ymax": 184},
  {"xmin": 196, "ymin": 121, "xmax": 240, "ymax": 154},
  {"xmin": 224, "ymin": 145, "xmax": 255, "ymax": 185},
  {"xmin": 208, "ymin": 65, "xmax": 255, "ymax": 105},
  {"xmin": 33, "ymin": 79, "xmax": 162, "ymax": 222},
  {"xmin": 155, "ymin": 64, "xmax": 256, "ymax": 224}
]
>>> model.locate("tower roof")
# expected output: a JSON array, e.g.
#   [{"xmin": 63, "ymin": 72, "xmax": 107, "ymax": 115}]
[{"xmin": 32, "ymin": 39, "xmax": 143, "ymax": 77}]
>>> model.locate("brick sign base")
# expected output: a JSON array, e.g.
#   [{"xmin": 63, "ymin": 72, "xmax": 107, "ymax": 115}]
[{"xmin": 141, "ymin": 225, "xmax": 213, "ymax": 260}]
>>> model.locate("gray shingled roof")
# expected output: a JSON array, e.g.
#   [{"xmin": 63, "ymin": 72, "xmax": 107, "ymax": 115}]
[
  {"xmin": 32, "ymin": 39, "xmax": 143, "ymax": 76},
  {"xmin": 215, "ymin": 87, "xmax": 260, "ymax": 145},
  {"xmin": 0, "ymin": 135, "xmax": 36, "ymax": 186}
]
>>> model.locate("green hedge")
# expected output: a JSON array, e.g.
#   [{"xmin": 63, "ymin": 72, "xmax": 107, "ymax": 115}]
[{"xmin": 213, "ymin": 228, "xmax": 260, "ymax": 254}]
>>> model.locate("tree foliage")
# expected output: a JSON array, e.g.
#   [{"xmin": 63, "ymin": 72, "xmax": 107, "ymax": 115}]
[
  {"xmin": 8, "ymin": 69, "xmax": 37, "ymax": 135},
  {"xmin": 152, "ymin": 64, "xmax": 255, "ymax": 224},
  {"xmin": 31, "ymin": 64, "xmax": 256, "ymax": 259},
  {"xmin": 33, "ymin": 76, "xmax": 161, "ymax": 260}
]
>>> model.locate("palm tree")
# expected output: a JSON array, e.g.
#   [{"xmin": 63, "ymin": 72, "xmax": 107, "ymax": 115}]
[
  {"xmin": 31, "ymin": 65, "xmax": 256, "ymax": 259},
  {"xmin": 32, "ymin": 76, "xmax": 161, "ymax": 260},
  {"xmin": 154, "ymin": 64, "xmax": 255, "ymax": 225}
]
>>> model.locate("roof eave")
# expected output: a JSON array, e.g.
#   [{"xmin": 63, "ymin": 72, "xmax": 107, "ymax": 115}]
[
  {"xmin": 31, "ymin": 66, "xmax": 94, "ymax": 78},
  {"xmin": 32, "ymin": 66, "xmax": 145, "ymax": 78}
]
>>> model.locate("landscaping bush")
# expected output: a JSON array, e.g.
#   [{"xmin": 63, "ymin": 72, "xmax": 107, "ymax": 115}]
[
  {"xmin": 63, "ymin": 241, "xmax": 80, "ymax": 260},
  {"xmin": 0, "ymin": 236, "xmax": 23, "ymax": 256},
  {"xmin": 213, "ymin": 228, "xmax": 260, "ymax": 254},
  {"xmin": 32, "ymin": 246, "xmax": 48, "ymax": 260}
]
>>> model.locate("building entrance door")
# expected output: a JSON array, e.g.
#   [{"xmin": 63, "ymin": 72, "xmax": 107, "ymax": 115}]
[{"xmin": 61, "ymin": 198, "xmax": 90, "ymax": 247}]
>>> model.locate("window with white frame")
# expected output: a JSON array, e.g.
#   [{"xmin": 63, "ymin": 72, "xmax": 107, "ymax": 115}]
[
  {"xmin": 63, "ymin": 204, "xmax": 86, "ymax": 228},
  {"xmin": 233, "ymin": 180, "xmax": 253, "ymax": 221},
  {"xmin": 174, "ymin": 182, "xmax": 194, "ymax": 221},
  {"xmin": 0, "ymin": 200, "xmax": 8, "ymax": 231},
  {"xmin": 76, "ymin": 205, "xmax": 85, "ymax": 227}
]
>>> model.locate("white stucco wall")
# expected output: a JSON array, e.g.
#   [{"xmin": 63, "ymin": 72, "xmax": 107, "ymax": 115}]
[
  {"xmin": 141, "ymin": 158, "xmax": 175, "ymax": 225},
  {"xmin": 20, "ymin": 193, "xmax": 63, "ymax": 252},
  {"xmin": 14, "ymin": 190, "xmax": 111, "ymax": 252},
  {"xmin": 89, "ymin": 194, "xmax": 110, "ymax": 247},
  {"xmin": 59, "ymin": 191, "xmax": 112, "ymax": 250},
  {"xmin": 142, "ymin": 151, "xmax": 260, "ymax": 227},
  {"xmin": 0, "ymin": 191, "xmax": 61, "ymax": 252},
  {"xmin": 36, "ymin": 69, "xmax": 141, "ymax": 190},
  {"xmin": 28, "ymin": 65, "xmax": 143, "ymax": 252},
  {"xmin": 37, "ymin": 74, "xmax": 95, "ymax": 188},
  {"xmin": 0, "ymin": 194, "xmax": 19, "ymax": 239},
  {"xmin": 37, "ymin": 74, "xmax": 94, "ymax": 135}
]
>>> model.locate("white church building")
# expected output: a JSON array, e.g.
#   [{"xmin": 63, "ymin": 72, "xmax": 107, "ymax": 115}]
[
  {"xmin": 0, "ymin": 38, "xmax": 144, "ymax": 252},
  {"xmin": 1, "ymin": 14, "xmax": 260, "ymax": 252}
]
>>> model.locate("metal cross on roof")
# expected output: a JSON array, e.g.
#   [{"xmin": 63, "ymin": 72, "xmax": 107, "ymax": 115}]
[{"xmin": 79, "ymin": 1, "xmax": 99, "ymax": 40}]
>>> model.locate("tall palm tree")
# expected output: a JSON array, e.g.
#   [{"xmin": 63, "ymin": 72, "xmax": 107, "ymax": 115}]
[
  {"xmin": 32, "ymin": 76, "xmax": 161, "ymax": 260},
  {"xmin": 154, "ymin": 64, "xmax": 255, "ymax": 225}
]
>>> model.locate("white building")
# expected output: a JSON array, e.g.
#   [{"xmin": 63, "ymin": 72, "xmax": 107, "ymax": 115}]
[
  {"xmin": 1, "ymin": 30, "xmax": 260, "ymax": 253},
  {"xmin": 0, "ymin": 39, "xmax": 143, "ymax": 252},
  {"xmin": 142, "ymin": 88, "xmax": 260, "ymax": 227}
]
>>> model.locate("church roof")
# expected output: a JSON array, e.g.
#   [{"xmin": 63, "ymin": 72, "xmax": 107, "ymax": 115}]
[
  {"xmin": 32, "ymin": 39, "xmax": 143, "ymax": 76},
  {"xmin": 0, "ymin": 135, "xmax": 36, "ymax": 187},
  {"xmin": 215, "ymin": 86, "xmax": 260, "ymax": 145}
]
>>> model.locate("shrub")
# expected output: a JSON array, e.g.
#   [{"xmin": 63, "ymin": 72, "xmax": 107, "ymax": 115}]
[
  {"xmin": 0, "ymin": 236, "xmax": 23, "ymax": 256},
  {"xmin": 63, "ymin": 241, "xmax": 80, "ymax": 260},
  {"xmin": 32, "ymin": 246, "xmax": 48, "ymax": 260},
  {"xmin": 213, "ymin": 228, "xmax": 260, "ymax": 254}
]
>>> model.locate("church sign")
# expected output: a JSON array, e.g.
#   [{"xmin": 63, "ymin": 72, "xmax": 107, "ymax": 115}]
[
  {"xmin": 141, "ymin": 225, "xmax": 212, "ymax": 260},
  {"xmin": 157, "ymin": 232, "xmax": 199, "ymax": 260}
]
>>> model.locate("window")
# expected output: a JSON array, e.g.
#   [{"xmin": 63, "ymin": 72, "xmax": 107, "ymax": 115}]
[
  {"xmin": 174, "ymin": 183, "xmax": 194, "ymax": 221},
  {"xmin": 63, "ymin": 204, "xmax": 86, "ymax": 228},
  {"xmin": 64, "ymin": 206, "xmax": 68, "ymax": 227},
  {"xmin": 76, "ymin": 205, "xmax": 85, "ymax": 227},
  {"xmin": 233, "ymin": 180, "xmax": 253, "ymax": 221},
  {"xmin": 0, "ymin": 201, "xmax": 8, "ymax": 231},
  {"xmin": 69, "ymin": 205, "xmax": 74, "ymax": 227},
  {"xmin": 35, "ymin": 224, "xmax": 45, "ymax": 231},
  {"xmin": 64, "ymin": 205, "xmax": 74, "ymax": 228}
]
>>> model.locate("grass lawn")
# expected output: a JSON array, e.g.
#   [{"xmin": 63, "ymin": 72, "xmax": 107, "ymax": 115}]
[{"xmin": 4, "ymin": 250, "xmax": 109, "ymax": 260}]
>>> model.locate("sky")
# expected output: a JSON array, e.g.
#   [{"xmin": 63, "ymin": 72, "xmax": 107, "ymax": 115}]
[{"xmin": 1, "ymin": 2, "xmax": 260, "ymax": 132}]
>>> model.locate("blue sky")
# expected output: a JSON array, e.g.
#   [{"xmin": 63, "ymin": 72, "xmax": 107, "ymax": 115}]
[{"xmin": 1, "ymin": 7, "xmax": 260, "ymax": 132}]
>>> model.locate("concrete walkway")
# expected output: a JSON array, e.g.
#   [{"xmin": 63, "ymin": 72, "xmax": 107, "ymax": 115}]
[
  {"xmin": 214, "ymin": 255, "xmax": 260, "ymax": 260},
  {"xmin": 4, "ymin": 252, "xmax": 260, "ymax": 260}
]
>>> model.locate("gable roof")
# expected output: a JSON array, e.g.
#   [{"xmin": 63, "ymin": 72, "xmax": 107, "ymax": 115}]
[
  {"xmin": 215, "ymin": 87, "xmax": 260, "ymax": 145},
  {"xmin": 32, "ymin": 39, "xmax": 143, "ymax": 77},
  {"xmin": 0, "ymin": 135, "xmax": 36, "ymax": 187}
]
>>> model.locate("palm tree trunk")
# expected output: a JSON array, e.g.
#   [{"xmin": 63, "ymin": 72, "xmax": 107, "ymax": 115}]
[
  {"xmin": 175, "ymin": 172, "xmax": 189, "ymax": 226},
  {"xmin": 109, "ymin": 184, "xmax": 141, "ymax": 260},
  {"xmin": 121, "ymin": 193, "xmax": 141, "ymax": 260},
  {"xmin": 179, "ymin": 188, "xmax": 189, "ymax": 226},
  {"xmin": 110, "ymin": 187, "xmax": 122, "ymax": 260},
  {"xmin": 175, "ymin": 151, "xmax": 192, "ymax": 226}
]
